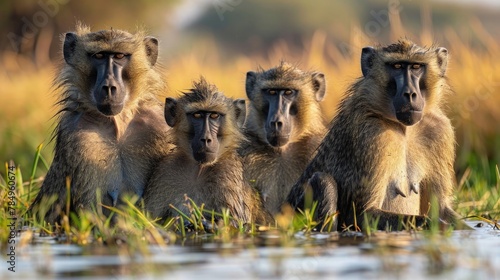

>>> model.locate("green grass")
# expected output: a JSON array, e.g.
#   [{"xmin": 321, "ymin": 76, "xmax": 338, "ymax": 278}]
[
  {"xmin": 1, "ymin": 18, "xmax": 499, "ymax": 252},
  {"xmin": 0, "ymin": 140, "xmax": 499, "ymax": 259}
]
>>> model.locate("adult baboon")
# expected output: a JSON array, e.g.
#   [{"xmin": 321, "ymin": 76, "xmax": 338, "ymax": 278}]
[
  {"xmin": 29, "ymin": 23, "xmax": 171, "ymax": 224},
  {"xmin": 288, "ymin": 39, "xmax": 463, "ymax": 231},
  {"xmin": 240, "ymin": 62, "xmax": 328, "ymax": 214},
  {"xmin": 144, "ymin": 78, "xmax": 270, "ymax": 225}
]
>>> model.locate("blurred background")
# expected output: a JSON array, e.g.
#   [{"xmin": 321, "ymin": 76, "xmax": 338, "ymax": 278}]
[{"xmin": 0, "ymin": 0, "xmax": 499, "ymax": 194}]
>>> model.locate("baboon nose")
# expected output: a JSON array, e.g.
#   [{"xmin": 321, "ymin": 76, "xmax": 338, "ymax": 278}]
[
  {"xmin": 200, "ymin": 138, "xmax": 212, "ymax": 144},
  {"xmin": 270, "ymin": 121, "xmax": 283, "ymax": 130},
  {"xmin": 403, "ymin": 91, "xmax": 417, "ymax": 102},
  {"xmin": 102, "ymin": 85, "xmax": 117, "ymax": 97}
]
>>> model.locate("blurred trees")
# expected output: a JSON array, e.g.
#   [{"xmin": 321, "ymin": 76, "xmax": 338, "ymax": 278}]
[
  {"xmin": 187, "ymin": 0, "xmax": 500, "ymax": 57},
  {"xmin": 1, "ymin": 0, "xmax": 499, "ymax": 68},
  {"xmin": 0, "ymin": 0, "xmax": 178, "ymax": 67},
  {"xmin": 1, "ymin": 0, "xmax": 499, "ymax": 176}
]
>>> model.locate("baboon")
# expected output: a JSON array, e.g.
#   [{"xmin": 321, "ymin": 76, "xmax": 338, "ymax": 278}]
[
  {"xmin": 288, "ymin": 39, "xmax": 463, "ymax": 231},
  {"xmin": 240, "ymin": 62, "xmax": 327, "ymax": 214},
  {"xmin": 143, "ymin": 78, "xmax": 271, "ymax": 225},
  {"xmin": 29, "ymin": 23, "xmax": 171, "ymax": 224}
]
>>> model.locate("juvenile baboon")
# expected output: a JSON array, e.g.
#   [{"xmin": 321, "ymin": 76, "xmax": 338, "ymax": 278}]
[
  {"xmin": 143, "ymin": 78, "xmax": 270, "ymax": 225},
  {"xmin": 288, "ymin": 39, "xmax": 463, "ymax": 230},
  {"xmin": 240, "ymin": 62, "xmax": 327, "ymax": 214},
  {"xmin": 29, "ymin": 23, "xmax": 171, "ymax": 224}
]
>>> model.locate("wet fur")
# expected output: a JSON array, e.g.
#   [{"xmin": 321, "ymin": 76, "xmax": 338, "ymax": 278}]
[{"xmin": 29, "ymin": 23, "xmax": 171, "ymax": 224}]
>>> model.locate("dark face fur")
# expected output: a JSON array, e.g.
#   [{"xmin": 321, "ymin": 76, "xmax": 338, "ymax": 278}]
[
  {"xmin": 164, "ymin": 79, "xmax": 245, "ymax": 165},
  {"xmin": 361, "ymin": 41, "xmax": 448, "ymax": 126},
  {"xmin": 246, "ymin": 64, "xmax": 325, "ymax": 147},
  {"xmin": 385, "ymin": 61, "xmax": 426, "ymax": 125},
  {"xmin": 89, "ymin": 52, "xmax": 130, "ymax": 116},
  {"xmin": 62, "ymin": 30, "xmax": 158, "ymax": 117},
  {"xmin": 187, "ymin": 110, "xmax": 224, "ymax": 163},
  {"xmin": 261, "ymin": 88, "xmax": 298, "ymax": 147}
]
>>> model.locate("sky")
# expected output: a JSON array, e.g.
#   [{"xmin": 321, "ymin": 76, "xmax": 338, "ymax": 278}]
[
  {"xmin": 168, "ymin": 0, "xmax": 500, "ymax": 31},
  {"xmin": 439, "ymin": 0, "xmax": 500, "ymax": 7}
]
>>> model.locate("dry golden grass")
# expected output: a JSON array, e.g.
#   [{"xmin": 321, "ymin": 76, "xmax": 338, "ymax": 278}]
[
  {"xmin": 1, "ymin": 21, "xmax": 499, "ymax": 183},
  {"xmin": 0, "ymin": 21, "xmax": 499, "ymax": 248}
]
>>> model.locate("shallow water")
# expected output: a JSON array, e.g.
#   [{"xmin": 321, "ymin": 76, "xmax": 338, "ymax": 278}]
[{"xmin": 1, "ymin": 221, "xmax": 499, "ymax": 280}]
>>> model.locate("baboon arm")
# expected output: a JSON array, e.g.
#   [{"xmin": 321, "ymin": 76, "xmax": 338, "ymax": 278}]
[
  {"xmin": 28, "ymin": 152, "xmax": 71, "ymax": 224},
  {"xmin": 309, "ymin": 172, "xmax": 338, "ymax": 220},
  {"xmin": 441, "ymin": 206, "xmax": 471, "ymax": 230},
  {"xmin": 426, "ymin": 162, "xmax": 470, "ymax": 229},
  {"xmin": 286, "ymin": 172, "xmax": 338, "ymax": 222},
  {"xmin": 366, "ymin": 207, "xmax": 471, "ymax": 231},
  {"xmin": 362, "ymin": 208, "xmax": 428, "ymax": 231}
]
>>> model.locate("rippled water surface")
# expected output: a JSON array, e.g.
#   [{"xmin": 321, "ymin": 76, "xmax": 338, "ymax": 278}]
[{"xmin": 1, "ymin": 221, "xmax": 499, "ymax": 279}]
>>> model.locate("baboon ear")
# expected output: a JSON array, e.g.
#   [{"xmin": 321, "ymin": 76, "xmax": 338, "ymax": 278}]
[
  {"xmin": 164, "ymin": 97, "xmax": 177, "ymax": 127},
  {"xmin": 63, "ymin": 32, "xmax": 78, "ymax": 65},
  {"xmin": 144, "ymin": 36, "xmax": 159, "ymax": 66},
  {"xmin": 245, "ymin": 71, "xmax": 257, "ymax": 100},
  {"xmin": 435, "ymin": 47, "xmax": 448, "ymax": 76},
  {"xmin": 233, "ymin": 99, "xmax": 247, "ymax": 128},
  {"xmin": 311, "ymin": 72, "xmax": 326, "ymax": 102},
  {"xmin": 361, "ymin": 47, "xmax": 376, "ymax": 77}
]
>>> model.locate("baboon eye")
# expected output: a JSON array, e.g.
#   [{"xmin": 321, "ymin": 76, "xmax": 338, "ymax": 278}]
[
  {"xmin": 284, "ymin": 90, "xmax": 293, "ymax": 95},
  {"xmin": 268, "ymin": 90, "xmax": 277, "ymax": 95},
  {"xmin": 209, "ymin": 113, "xmax": 220, "ymax": 119},
  {"xmin": 393, "ymin": 63, "xmax": 402, "ymax": 69},
  {"xmin": 94, "ymin": 53, "xmax": 104, "ymax": 59},
  {"xmin": 412, "ymin": 64, "xmax": 421, "ymax": 69},
  {"xmin": 193, "ymin": 112, "xmax": 202, "ymax": 119},
  {"xmin": 115, "ymin": 53, "xmax": 125, "ymax": 59}
]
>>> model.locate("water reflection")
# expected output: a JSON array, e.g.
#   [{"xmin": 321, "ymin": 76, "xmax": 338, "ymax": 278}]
[{"xmin": 1, "ymin": 221, "xmax": 499, "ymax": 279}]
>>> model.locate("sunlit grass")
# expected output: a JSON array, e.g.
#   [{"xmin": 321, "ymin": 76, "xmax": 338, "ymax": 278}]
[
  {"xmin": 0, "ymin": 149, "xmax": 498, "ymax": 256},
  {"xmin": 1, "ymin": 12, "xmax": 499, "ymax": 254},
  {"xmin": 2, "ymin": 28, "xmax": 499, "ymax": 178}
]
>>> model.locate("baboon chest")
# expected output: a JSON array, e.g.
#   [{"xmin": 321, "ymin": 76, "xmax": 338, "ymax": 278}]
[
  {"xmin": 380, "ymin": 142, "xmax": 425, "ymax": 215},
  {"xmin": 73, "ymin": 111, "xmax": 167, "ymax": 201},
  {"xmin": 167, "ymin": 159, "xmax": 245, "ymax": 214},
  {"xmin": 248, "ymin": 150, "xmax": 306, "ymax": 213}
]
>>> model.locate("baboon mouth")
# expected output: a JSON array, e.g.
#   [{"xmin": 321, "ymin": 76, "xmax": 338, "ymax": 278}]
[
  {"xmin": 97, "ymin": 103, "xmax": 124, "ymax": 116},
  {"xmin": 267, "ymin": 135, "xmax": 290, "ymax": 147},
  {"xmin": 193, "ymin": 151, "xmax": 217, "ymax": 164},
  {"xmin": 396, "ymin": 110, "xmax": 422, "ymax": 126}
]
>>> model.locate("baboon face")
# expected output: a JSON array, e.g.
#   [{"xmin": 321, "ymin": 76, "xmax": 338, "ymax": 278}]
[
  {"xmin": 361, "ymin": 40, "xmax": 448, "ymax": 126},
  {"xmin": 187, "ymin": 110, "xmax": 224, "ymax": 163},
  {"xmin": 88, "ymin": 51, "xmax": 130, "ymax": 115},
  {"xmin": 260, "ymin": 88, "xmax": 298, "ymax": 147},
  {"xmin": 63, "ymin": 30, "xmax": 159, "ymax": 116},
  {"xmin": 385, "ymin": 59, "xmax": 425, "ymax": 125},
  {"xmin": 246, "ymin": 64, "xmax": 325, "ymax": 147},
  {"xmin": 165, "ymin": 79, "xmax": 245, "ymax": 165}
]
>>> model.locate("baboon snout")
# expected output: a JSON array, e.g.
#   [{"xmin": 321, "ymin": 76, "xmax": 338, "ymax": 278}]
[
  {"xmin": 267, "ymin": 113, "xmax": 289, "ymax": 133},
  {"xmin": 200, "ymin": 137, "xmax": 212, "ymax": 144},
  {"xmin": 270, "ymin": 120, "xmax": 283, "ymax": 130},
  {"xmin": 266, "ymin": 114, "xmax": 292, "ymax": 147},
  {"xmin": 191, "ymin": 126, "xmax": 219, "ymax": 163},
  {"xmin": 91, "ymin": 54, "xmax": 128, "ymax": 116},
  {"xmin": 403, "ymin": 91, "xmax": 417, "ymax": 102},
  {"xmin": 393, "ymin": 77, "xmax": 424, "ymax": 126},
  {"xmin": 199, "ymin": 124, "xmax": 217, "ymax": 148},
  {"xmin": 100, "ymin": 81, "xmax": 118, "ymax": 99},
  {"xmin": 98, "ymin": 73, "xmax": 122, "ymax": 97},
  {"xmin": 199, "ymin": 135, "xmax": 216, "ymax": 150},
  {"xmin": 394, "ymin": 104, "xmax": 423, "ymax": 126},
  {"xmin": 94, "ymin": 80, "xmax": 124, "ymax": 116}
]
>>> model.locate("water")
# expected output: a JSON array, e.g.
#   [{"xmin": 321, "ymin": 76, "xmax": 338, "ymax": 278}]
[{"xmin": 1, "ymin": 221, "xmax": 499, "ymax": 279}]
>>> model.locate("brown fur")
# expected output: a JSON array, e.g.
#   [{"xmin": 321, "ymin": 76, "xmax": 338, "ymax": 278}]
[
  {"xmin": 143, "ymin": 78, "xmax": 271, "ymax": 225},
  {"xmin": 240, "ymin": 62, "xmax": 327, "ymax": 214},
  {"xmin": 288, "ymin": 39, "xmax": 461, "ymax": 230},
  {"xmin": 29, "ymin": 23, "xmax": 171, "ymax": 224}
]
